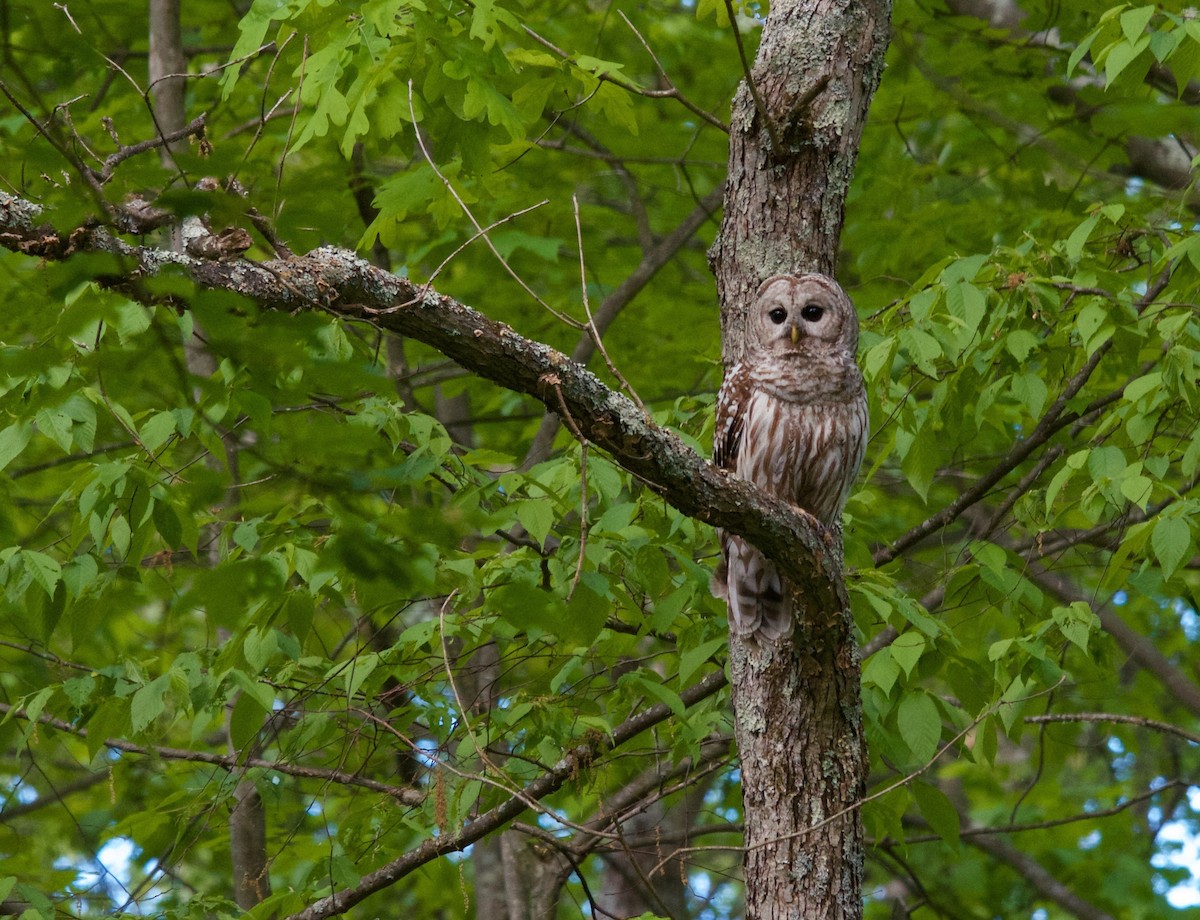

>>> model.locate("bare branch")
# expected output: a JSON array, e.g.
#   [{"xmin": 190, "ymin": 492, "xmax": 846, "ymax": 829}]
[
  {"xmin": 285, "ymin": 670, "xmax": 729, "ymax": 920},
  {"xmin": 965, "ymin": 834, "xmax": 1117, "ymax": 920},
  {"xmin": 0, "ymin": 701, "xmax": 424, "ymax": 804},
  {"xmin": 1025, "ymin": 712, "xmax": 1200, "ymax": 746}
]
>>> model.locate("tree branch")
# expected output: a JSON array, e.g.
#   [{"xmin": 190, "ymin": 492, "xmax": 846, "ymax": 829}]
[
  {"xmin": 965, "ymin": 834, "xmax": 1117, "ymax": 920},
  {"xmin": 0, "ymin": 701, "xmax": 424, "ymax": 804},
  {"xmin": 287, "ymin": 669, "xmax": 728, "ymax": 920},
  {"xmin": 0, "ymin": 190, "xmax": 841, "ymax": 600},
  {"xmin": 1025, "ymin": 712, "xmax": 1200, "ymax": 746},
  {"xmin": 875, "ymin": 268, "xmax": 1171, "ymax": 566}
]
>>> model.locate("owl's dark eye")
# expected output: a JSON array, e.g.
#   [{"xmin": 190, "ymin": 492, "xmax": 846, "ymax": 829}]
[
  {"xmin": 800, "ymin": 304, "xmax": 825, "ymax": 322},
  {"xmin": 768, "ymin": 307, "xmax": 788, "ymax": 324}
]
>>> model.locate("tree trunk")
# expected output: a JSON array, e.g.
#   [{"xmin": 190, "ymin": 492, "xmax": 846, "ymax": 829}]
[
  {"xmin": 711, "ymin": 0, "xmax": 892, "ymax": 364},
  {"xmin": 711, "ymin": 2, "xmax": 891, "ymax": 918}
]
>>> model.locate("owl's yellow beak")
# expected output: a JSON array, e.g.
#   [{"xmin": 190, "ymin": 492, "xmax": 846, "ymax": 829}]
[{"xmin": 790, "ymin": 325, "xmax": 800, "ymax": 345}]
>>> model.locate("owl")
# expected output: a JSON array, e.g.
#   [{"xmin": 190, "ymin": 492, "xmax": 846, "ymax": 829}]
[{"xmin": 712, "ymin": 274, "xmax": 868, "ymax": 642}]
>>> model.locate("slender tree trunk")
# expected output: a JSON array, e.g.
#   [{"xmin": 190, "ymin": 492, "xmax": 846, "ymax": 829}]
[
  {"xmin": 151, "ymin": 1, "xmax": 271, "ymax": 908},
  {"xmin": 148, "ymin": 0, "xmax": 186, "ymax": 161},
  {"xmin": 711, "ymin": 3, "xmax": 891, "ymax": 917}
]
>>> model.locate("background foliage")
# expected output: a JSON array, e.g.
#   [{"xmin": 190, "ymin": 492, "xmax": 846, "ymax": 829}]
[{"xmin": 0, "ymin": 0, "xmax": 1198, "ymax": 917}]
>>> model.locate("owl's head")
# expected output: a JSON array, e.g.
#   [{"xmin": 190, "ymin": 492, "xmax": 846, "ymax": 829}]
[{"xmin": 747, "ymin": 273, "xmax": 859, "ymax": 359}]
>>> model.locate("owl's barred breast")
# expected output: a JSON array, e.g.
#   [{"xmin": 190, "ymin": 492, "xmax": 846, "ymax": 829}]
[{"xmin": 738, "ymin": 388, "xmax": 865, "ymax": 526}]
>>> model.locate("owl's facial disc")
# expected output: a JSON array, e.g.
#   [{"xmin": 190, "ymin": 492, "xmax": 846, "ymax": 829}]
[{"xmin": 751, "ymin": 273, "xmax": 859, "ymax": 360}]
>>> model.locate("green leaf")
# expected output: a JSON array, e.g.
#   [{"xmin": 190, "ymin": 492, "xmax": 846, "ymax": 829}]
[
  {"xmin": 1120, "ymin": 473, "xmax": 1152, "ymax": 507},
  {"xmin": 244, "ymin": 628, "xmax": 279, "ymax": 674},
  {"xmin": 679, "ymin": 636, "xmax": 725, "ymax": 686},
  {"xmin": 984, "ymin": 642, "xmax": 1012, "ymax": 662},
  {"xmin": 912, "ymin": 781, "xmax": 961, "ymax": 847},
  {"xmin": 900, "ymin": 328, "xmax": 943, "ymax": 376},
  {"xmin": 344, "ymin": 651, "xmax": 379, "ymax": 700},
  {"xmin": 897, "ymin": 692, "xmax": 941, "ymax": 764},
  {"xmin": 1065, "ymin": 214, "xmax": 1098, "ymax": 261},
  {"xmin": 890, "ymin": 632, "xmax": 925, "ymax": 677},
  {"xmin": 130, "ymin": 675, "xmax": 168, "ymax": 733},
  {"xmin": 1105, "ymin": 36, "xmax": 1150, "ymax": 85},
  {"xmin": 1068, "ymin": 29, "xmax": 1099, "ymax": 77},
  {"xmin": 1088, "ymin": 445, "xmax": 1126, "ymax": 484},
  {"xmin": 516, "ymin": 500, "xmax": 554, "ymax": 547},
  {"xmin": 0, "ymin": 422, "xmax": 31, "ymax": 472},
  {"xmin": 1120, "ymin": 6, "xmax": 1155, "ymax": 44},
  {"xmin": 1051, "ymin": 601, "xmax": 1099, "ymax": 653},
  {"xmin": 1123, "ymin": 372, "xmax": 1162, "ymax": 404},
  {"xmin": 139, "ymin": 410, "xmax": 177, "ymax": 453},
  {"xmin": 863, "ymin": 648, "xmax": 901, "ymax": 696},
  {"xmin": 61, "ymin": 553, "xmax": 99, "ymax": 598},
  {"xmin": 233, "ymin": 519, "xmax": 260, "ymax": 554},
  {"xmin": 1152, "ymin": 515, "xmax": 1191, "ymax": 581},
  {"xmin": 1011, "ymin": 373, "xmax": 1048, "ymax": 420},
  {"xmin": 1077, "ymin": 299, "xmax": 1115, "ymax": 355},
  {"xmin": 109, "ymin": 514, "xmax": 132, "ymax": 558},
  {"xmin": 622, "ymin": 671, "xmax": 685, "ymax": 718},
  {"xmin": 229, "ymin": 691, "xmax": 268, "ymax": 754},
  {"xmin": 152, "ymin": 502, "xmax": 183, "ymax": 548},
  {"xmin": 900, "ymin": 429, "xmax": 937, "ymax": 503},
  {"xmin": 22, "ymin": 551, "xmax": 61, "ymax": 598},
  {"xmin": 1005, "ymin": 329, "xmax": 1040, "ymax": 362},
  {"xmin": 62, "ymin": 675, "xmax": 96, "ymax": 710}
]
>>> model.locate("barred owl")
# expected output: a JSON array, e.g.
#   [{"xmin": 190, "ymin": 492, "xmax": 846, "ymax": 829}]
[{"xmin": 712, "ymin": 274, "xmax": 868, "ymax": 642}]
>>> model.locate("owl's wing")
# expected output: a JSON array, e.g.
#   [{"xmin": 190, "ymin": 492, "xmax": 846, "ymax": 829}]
[{"xmin": 713, "ymin": 364, "xmax": 748, "ymax": 471}]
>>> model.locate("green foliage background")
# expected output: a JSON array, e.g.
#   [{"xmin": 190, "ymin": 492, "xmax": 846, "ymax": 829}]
[{"xmin": 0, "ymin": 0, "xmax": 1198, "ymax": 917}]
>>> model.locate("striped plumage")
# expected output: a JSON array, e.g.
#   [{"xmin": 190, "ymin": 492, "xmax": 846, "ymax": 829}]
[{"xmin": 712, "ymin": 274, "xmax": 868, "ymax": 642}]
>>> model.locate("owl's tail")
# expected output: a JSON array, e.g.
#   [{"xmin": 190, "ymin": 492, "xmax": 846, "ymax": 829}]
[{"xmin": 712, "ymin": 534, "xmax": 792, "ymax": 642}]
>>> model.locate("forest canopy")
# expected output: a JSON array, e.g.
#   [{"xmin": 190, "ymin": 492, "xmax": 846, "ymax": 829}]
[{"xmin": 0, "ymin": 1, "xmax": 1198, "ymax": 918}]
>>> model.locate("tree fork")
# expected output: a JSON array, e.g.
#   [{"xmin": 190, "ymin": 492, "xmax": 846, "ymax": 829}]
[{"xmin": 711, "ymin": 2, "xmax": 891, "ymax": 917}]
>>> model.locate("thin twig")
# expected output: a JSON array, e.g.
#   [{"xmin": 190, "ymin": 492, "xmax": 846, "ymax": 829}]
[
  {"xmin": 617, "ymin": 11, "xmax": 729, "ymax": 133},
  {"xmin": 232, "ymin": 32, "xmax": 298, "ymax": 192},
  {"xmin": 100, "ymin": 113, "xmax": 208, "ymax": 180},
  {"xmin": 406, "ymin": 80, "xmax": 582, "ymax": 329},
  {"xmin": 437, "ymin": 592, "xmax": 502, "ymax": 777},
  {"xmin": 571, "ymin": 194, "xmax": 645, "ymax": 412},
  {"xmin": 270, "ymin": 35, "xmax": 308, "ymax": 221},
  {"xmin": 514, "ymin": 14, "xmax": 727, "ymax": 133},
  {"xmin": 650, "ymin": 676, "xmax": 1068, "ymax": 872},
  {"xmin": 426, "ymin": 199, "xmax": 550, "ymax": 287},
  {"xmin": 0, "ymin": 701, "xmax": 424, "ymax": 803},
  {"xmin": 723, "ymin": 0, "xmax": 781, "ymax": 155},
  {"xmin": 882, "ymin": 781, "xmax": 1186, "ymax": 847}
]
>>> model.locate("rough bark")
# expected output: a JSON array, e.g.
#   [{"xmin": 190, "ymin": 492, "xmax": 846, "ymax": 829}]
[
  {"xmin": 710, "ymin": 2, "xmax": 892, "ymax": 918},
  {"xmin": 710, "ymin": 1, "xmax": 892, "ymax": 365}
]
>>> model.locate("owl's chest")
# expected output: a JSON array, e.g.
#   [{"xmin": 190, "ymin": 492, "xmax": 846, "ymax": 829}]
[{"xmin": 737, "ymin": 391, "xmax": 854, "ymax": 516}]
